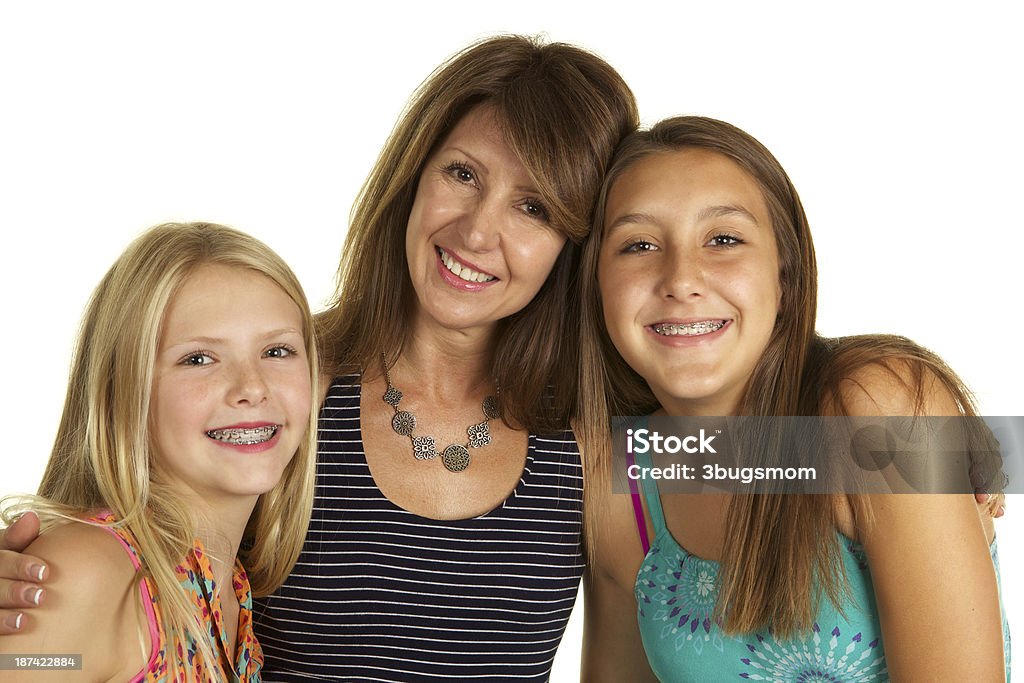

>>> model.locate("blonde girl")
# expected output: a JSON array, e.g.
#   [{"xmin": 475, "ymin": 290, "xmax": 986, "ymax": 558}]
[{"xmin": 0, "ymin": 222, "xmax": 319, "ymax": 680}]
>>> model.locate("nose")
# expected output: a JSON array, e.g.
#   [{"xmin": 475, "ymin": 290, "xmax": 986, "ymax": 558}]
[
  {"xmin": 228, "ymin": 359, "xmax": 269, "ymax": 406},
  {"xmin": 458, "ymin": 194, "xmax": 503, "ymax": 252},
  {"xmin": 659, "ymin": 250, "xmax": 706, "ymax": 300}
]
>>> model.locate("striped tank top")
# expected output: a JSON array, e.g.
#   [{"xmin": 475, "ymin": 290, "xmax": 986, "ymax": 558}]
[{"xmin": 253, "ymin": 376, "xmax": 584, "ymax": 681}]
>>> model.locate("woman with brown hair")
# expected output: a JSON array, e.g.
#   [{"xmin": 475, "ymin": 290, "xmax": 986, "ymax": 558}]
[
  {"xmin": 1, "ymin": 35, "xmax": 638, "ymax": 681},
  {"xmin": 578, "ymin": 116, "xmax": 1009, "ymax": 681}
]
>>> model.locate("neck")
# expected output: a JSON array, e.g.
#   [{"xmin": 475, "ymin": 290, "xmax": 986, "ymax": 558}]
[
  {"xmin": 185, "ymin": 494, "xmax": 257, "ymax": 591},
  {"xmin": 388, "ymin": 311, "xmax": 497, "ymax": 401}
]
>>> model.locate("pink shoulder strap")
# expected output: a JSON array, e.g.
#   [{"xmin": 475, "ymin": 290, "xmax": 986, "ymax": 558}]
[
  {"xmin": 91, "ymin": 515, "xmax": 161, "ymax": 681},
  {"xmin": 626, "ymin": 448, "xmax": 651, "ymax": 554}
]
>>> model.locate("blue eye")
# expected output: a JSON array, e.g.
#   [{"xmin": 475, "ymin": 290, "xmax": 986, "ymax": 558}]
[
  {"xmin": 180, "ymin": 351, "xmax": 215, "ymax": 367},
  {"xmin": 265, "ymin": 345, "xmax": 298, "ymax": 359}
]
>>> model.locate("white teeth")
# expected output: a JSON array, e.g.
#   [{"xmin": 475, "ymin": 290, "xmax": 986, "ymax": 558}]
[
  {"xmin": 652, "ymin": 320, "xmax": 726, "ymax": 336},
  {"xmin": 438, "ymin": 248, "xmax": 496, "ymax": 283},
  {"xmin": 206, "ymin": 425, "xmax": 279, "ymax": 445}
]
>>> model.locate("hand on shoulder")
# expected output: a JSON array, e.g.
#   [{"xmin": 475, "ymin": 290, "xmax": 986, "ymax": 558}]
[
  {"xmin": 0, "ymin": 519, "xmax": 151, "ymax": 680},
  {"xmin": 838, "ymin": 361, "xmax": 1006, "ymax": 681}
]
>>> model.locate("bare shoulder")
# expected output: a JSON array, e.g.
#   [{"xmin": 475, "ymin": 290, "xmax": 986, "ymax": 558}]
[
  {"xmin": 0, "ymin": 520, "xmax": 146, "ymax": 676},
  {"xmin": 833, "ymin": 354, "xmax": 995, "ymax": 537},
  {"xmin": 27, "ymin": 520, "xmax": 138, "ymax": 582},
  {"xmin": 834, "ymin": 357, "xmax": 960, "ymax": 417}
]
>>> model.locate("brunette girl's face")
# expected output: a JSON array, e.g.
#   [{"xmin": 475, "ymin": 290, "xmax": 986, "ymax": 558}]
[
  {"xmin": 150, "ymin": 264, "xmax": 312, "ymax": 507},
  {"xmin": 405, "ymin": 105, "xmax": 568, "ymax": 334},
  {"xmin": 598, "ymin": 148, "xmax": 781, "ymax": 416}
]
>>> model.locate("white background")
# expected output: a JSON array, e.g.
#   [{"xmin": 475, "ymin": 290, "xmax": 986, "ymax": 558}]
[{"xmin": 1, "ymin": 2, "xmax": 1020, "ymax": 679}]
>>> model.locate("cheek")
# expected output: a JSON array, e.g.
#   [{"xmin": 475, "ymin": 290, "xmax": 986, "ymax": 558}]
[
  {"xmin": 598, "ymin": 276, "xmax": 635, "ymax": 345},
  {"xmin": 152, "ymin": 375, "xmax": 208, "ymax": 432},
  {"xmin": 405, "ymin": 179, "xmax": 437, "ymax": 253},
  {"xmin": 729, "ymin": 261, "xmax": 782, "ymax": 330},
  {"xmin": 289, "ymin": 372, "xmax": 314, "ymax": 421},
  {"xmin": 512, "ymin": 233, "xmax": 566, "ymax": 288},
  {"xmin": 598, "ymin": 252, "xmax": 640, "ymax": 310}
]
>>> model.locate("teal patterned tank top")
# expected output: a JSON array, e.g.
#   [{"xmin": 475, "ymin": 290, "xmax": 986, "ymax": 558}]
[{"xmin": 632, "ymin": 449, "xmax": 1011, "ymax": 681}]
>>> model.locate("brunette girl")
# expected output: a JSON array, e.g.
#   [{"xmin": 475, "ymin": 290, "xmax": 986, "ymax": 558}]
[{"xmin": 578, "ymin": 117, "xmax": 1010, "ymax": 681}]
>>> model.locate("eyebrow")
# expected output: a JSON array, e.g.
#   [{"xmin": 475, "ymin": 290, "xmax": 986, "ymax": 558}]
[
  {"xmin": 695, "ymin": 204, "xmax": 760, "ymax": 225},
  {"xmin": 606, "ymin": 212, "xmax": 660, "ymax": 235},
  {"xmin": 606, "ymin": 204, "xmax": 760, "ymax": 235},
  {"xmin": 162, "ymin": 329, "xmax": 303, "ymax": 351},
  {"xmin": 445, "ymin": 146, "xmax": 541, "ymax": 195},
  {"xmin": 449, "ymin": 147, "xmax": 487, "ymax": 173}
]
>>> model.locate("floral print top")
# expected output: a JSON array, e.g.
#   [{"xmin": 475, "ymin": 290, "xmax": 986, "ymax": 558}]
[
  {"xmin": 631, "ymin": 451, "xmax": 1011, "ymax": 682},
  {"xmin": 92, "ymin": 512, "xmax": 263, "ymax": 682}
]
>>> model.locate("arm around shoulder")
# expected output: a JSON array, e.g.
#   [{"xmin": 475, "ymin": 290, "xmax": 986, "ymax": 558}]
[
  {"xmin": 841, "ymin": 362, "xmax": 1006, "ymax": 681},
  {"xmin": 0, "ymin": 520, "xmax": 150, "ymax": 680}
]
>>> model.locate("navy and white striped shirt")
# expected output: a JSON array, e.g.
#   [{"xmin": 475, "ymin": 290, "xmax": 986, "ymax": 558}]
[{"xmin": 254, "ymin": 376, "xmax": 584, "ymax": 681}]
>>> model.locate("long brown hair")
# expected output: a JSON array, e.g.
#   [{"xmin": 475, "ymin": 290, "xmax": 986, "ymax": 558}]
[
  {"xmin": 578, "ymin": 117, "xmax": 978, "ymax": 636},
  {"xmin": 316, "ymin": 34, "xmax": 638, "ymax": 432}
]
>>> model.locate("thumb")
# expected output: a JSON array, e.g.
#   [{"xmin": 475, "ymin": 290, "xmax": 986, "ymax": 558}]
[{"xmin": 2, "ymin": 511, "xmax": 41, "ymax": 552}]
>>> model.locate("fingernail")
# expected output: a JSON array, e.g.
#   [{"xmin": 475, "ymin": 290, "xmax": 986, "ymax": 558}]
[
  {"xmin": 23, "ymin": 587, "xmax": 43, "ymax": 605},
  {"xmin": 4, "ymin": 612, "xmax": 23, "ymax": 631},
  {"xmin": 980, "ymin": 492, "xmax": 992, "ymax": 502},
  {"xmin": 999, "ymin": 505, "xmax": 1006, "ymax": 517},
  {"xmin": 28, "ymin": 563, "xmax": 46, "ymax": 582}
]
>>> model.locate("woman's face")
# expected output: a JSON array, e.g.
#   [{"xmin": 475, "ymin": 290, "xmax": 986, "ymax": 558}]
[
  {"xmin": 598, "ymin": 148, "xmax": 781, "ymax": 416},
  {"xmin": 150, "ymin": 264, "xmax": 312, "ymax": 509},
  {"xmin": 405, "ymin": 105, "xmax": 568, "ymax": 334}
]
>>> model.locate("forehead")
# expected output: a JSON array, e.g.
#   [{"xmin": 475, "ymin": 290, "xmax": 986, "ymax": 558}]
[
  {"xmin": 442, "ymin": 105, "xmax": 505, "ymax": 145},
  {"xmin": 161, "ymin": 264, "xmax": 300, "ymax": 335},
  {"xmin": 433, "ymin": 105, "xmax": 529, "ymax": 173},
  {"xmin": 606, "ymin": 148, "xmax": 768, "ymax": 222}
]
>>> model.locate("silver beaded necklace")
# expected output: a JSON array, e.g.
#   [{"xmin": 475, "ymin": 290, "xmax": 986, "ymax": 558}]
[{"xmin": 381, "ymin": 353, "xmax": 500, "ymax": 473}]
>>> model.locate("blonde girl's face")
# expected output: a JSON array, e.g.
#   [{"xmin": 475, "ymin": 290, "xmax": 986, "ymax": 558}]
[
  {"xmin": 149, "ymin": 264, "xmax": 312, "ymax": 507},
  {"xmin": 598, "ymin": 148, "xmax": 781, "ymax": 416}
]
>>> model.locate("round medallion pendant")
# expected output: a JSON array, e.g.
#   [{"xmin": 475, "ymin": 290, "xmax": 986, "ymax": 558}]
[
  {"xmin": 441, "ymin": 444, "xmax": 471, "ymax": 473},
  {"xmin": 482, "ymin": 395, "xmax": 500, "ymax": 420},
  {"xmin": 392, "ymin": 410, "xmax": 416, "ymax": 436}
]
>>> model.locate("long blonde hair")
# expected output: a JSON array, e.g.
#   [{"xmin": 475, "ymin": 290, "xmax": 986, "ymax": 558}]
[
  {"xmin": 2, "ymin": 222, "xmax": 319, "ymax": 676},
  {"xmin": 316, "ymin": 34, "xmax": 638, "ymax": 431},
  {"xmin": 578, "ymin": 117, "xmax": 978, "ymax": 636}
]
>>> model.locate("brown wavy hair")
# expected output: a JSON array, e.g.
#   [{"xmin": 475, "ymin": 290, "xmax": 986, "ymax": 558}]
[
  {"xmin": 577, "ymin": 117, "xmax": 979, "ymax": 636},
  {"xmin": 316, "ymin": 34, "xmax": 638, "ymax": 432}
]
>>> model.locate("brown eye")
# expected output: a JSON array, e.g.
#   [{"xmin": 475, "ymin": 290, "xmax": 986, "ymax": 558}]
[
  {"xmin": 522, "ymin": 199, "xmax": 549, "ymax": 221},
  {"xmin": 444, "ymin": 162, "xmax": 476, "ymax": 185},
  {"xmin": 708, "ymin": 233, "xmax": 743, "ymax": 248},
  {"xmin": 622, "ymin": 240, "xmax": 656, "ymax": 254}
]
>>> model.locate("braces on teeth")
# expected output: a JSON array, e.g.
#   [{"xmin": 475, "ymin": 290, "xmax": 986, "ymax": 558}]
[
  {"xmin": 206, "ymin": 425, "xmax": 279, "ymax": 445},
  {"xmin": 653, "ymin": 321, "xmax": 725, "ymax": 336}
]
